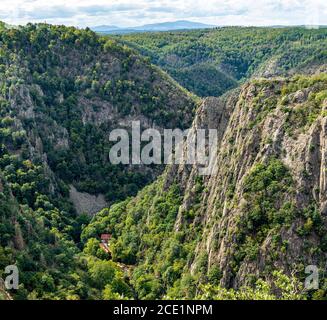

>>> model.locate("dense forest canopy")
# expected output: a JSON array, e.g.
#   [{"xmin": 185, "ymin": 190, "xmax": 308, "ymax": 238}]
[
  {"xmin": 118, "ymin": 27, "xmax": 327, "ymax": 97},
  {"xmin": 0, "ymin": 23, "xmax": 197, "ymax": 202}
]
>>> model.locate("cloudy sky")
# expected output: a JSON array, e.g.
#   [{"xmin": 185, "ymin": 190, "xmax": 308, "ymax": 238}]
[{"xmin": 1, "ymin": 0, "xmax": 326, "ymax": 28}]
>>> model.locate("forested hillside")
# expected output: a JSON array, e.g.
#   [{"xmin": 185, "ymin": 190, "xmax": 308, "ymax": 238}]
[
  {"xmin": 0, "ymin": 22, "xmax": 326, "ymax": 300},
  {"xmin": 0, "ymin": 22, "xmax": 197, "ymax": 202},
  {"xmin": 118, "ymin": 27, "xmax": 327, "ymax": 97},
  {"xmin": 0, "ymin": 22, "xmax": 197, "ymax": 299}
]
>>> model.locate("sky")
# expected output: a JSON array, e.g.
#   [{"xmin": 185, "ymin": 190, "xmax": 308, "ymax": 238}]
[{"xmin": 1, "ymin": 0, "xmax": 326, "ymax": 28}]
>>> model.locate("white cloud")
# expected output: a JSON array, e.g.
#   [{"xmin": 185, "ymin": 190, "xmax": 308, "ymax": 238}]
[{"xmin": 1, "ymin": 0, "xmax": 326, "ymax": 27}]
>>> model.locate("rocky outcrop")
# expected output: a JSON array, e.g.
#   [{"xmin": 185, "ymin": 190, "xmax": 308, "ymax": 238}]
[
  {"xmin": 148, "ymin": 74, "xmax": 327, "ymax": 288},
  {"xmin": 69, "ymin": 185, "xmax": 107, "ymax": 216}
]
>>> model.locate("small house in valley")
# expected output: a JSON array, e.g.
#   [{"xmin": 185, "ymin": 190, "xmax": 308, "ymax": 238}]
[{"xmin": 100, "ymin": 234, "xmax": 111, "ymax": 244}]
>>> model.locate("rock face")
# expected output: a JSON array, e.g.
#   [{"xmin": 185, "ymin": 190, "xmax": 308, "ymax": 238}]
[
  {"xmin": 168, "ymin": 75, "xmax": 327, "ymax": 288},
  {"xmin": 104, "ymin": 73, "xmax": 327, "ymax": 291},
  {"xmin": 69, "ymin": 185, "xmax": 107, "ymax": 216}
]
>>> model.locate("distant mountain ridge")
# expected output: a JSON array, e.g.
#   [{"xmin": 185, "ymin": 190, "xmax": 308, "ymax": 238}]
[
  {"xmin": 91, "ymin": 25, "xmax": 120, "ymax": 32},
  {"xmin": 91, "ymin": 20, "xmax": 217, "ymax": 34}
]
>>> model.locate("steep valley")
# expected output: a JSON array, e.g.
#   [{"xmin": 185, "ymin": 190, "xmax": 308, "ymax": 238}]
[
  {"xmin": 0, "ymin": 22, "xmax": 326, "ymax": 300},
  {"xmin": 84, "ymin": 74, "xmax": 327, "ymax": 299},
  {"xmin": 0, "ymin": 22, "xmax": 197, "ymax": 299},
  {"xmin": 119, "ymin": 27, "xmax": 327, "ymax": 97}
]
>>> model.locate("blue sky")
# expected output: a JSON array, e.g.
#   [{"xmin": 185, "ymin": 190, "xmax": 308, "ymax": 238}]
[{"xmin": 1, "ymin": 0, "xmax": 326, "ymax": 27}]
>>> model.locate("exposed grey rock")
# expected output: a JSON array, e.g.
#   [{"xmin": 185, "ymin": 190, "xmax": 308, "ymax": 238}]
[
  {"xmin": 158, "ymin": 77, "xmax": 327, "ymax": 288},
  {"xmin": 69, "ymin": 185, "xmax": 108, "ymax": 216}
]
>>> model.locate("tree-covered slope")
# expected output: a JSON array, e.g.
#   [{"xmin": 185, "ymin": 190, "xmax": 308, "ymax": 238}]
[
  {"xmin": 1, "ymin": 22, "xmax": 327, "ymax": 301},
  {"xmin": 0, "ymin": 22, "xmax": 198, "ymax": 202},
  {"xmin": 118, "ymin": 27, "xmax": 327, "ymax": 97},
  {"xmin": 83, "ymin": 73, "xmax": 327, "ymax": 300},
  {"xmin": 0, "ymin": 22, "xmax": 198, "ymax": 299}
]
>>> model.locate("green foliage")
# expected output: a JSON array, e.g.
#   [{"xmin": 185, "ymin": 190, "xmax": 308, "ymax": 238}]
[
  {"xmin": 242, "ymin": 158, "xmax": 295, "ymax": 230},
  {"xmin": 118, "ymin": 27, "xmax": 327, "ymax": 97},
  {"xmin": 82, "ymin": 179, "xmax": 196, "ymax": 299},
  {"xmin": 0, "ymin": 22, "xmax": 188, "ymax": 300},
  {"xmin": 231, "ymin": 159, "xmax": 297, "ymax": 272},
  {"xmin": 195, "ymin": 271, "xmax": 305, "ymax": 300},
  {"xmin": 207, "ymin": 266, "xmax": 223, "ymax": 286},
  {"xmin": 280, "ymin": 74, "xmax": 327, "ymax": 132},
  {"xmin": 0, "ymin": 23, "xmax": 197, "ymax": 203}
]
